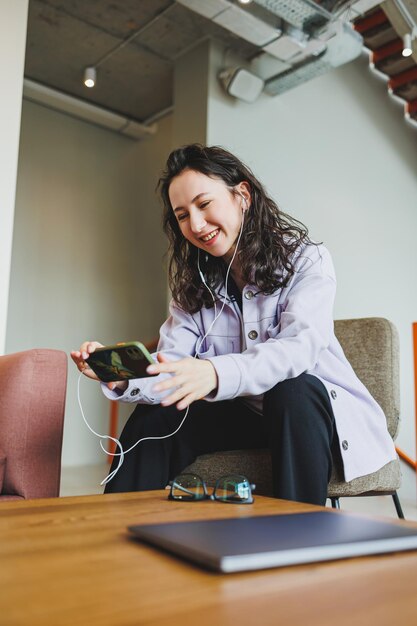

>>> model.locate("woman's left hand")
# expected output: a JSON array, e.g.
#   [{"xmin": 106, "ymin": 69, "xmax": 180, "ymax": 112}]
[{"xmin": 148, "ymin": 353, "xmax": 218, "ymax": 410}]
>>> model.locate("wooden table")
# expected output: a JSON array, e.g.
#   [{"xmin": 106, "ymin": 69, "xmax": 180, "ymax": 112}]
[{"xmin": 1, "ymin": 491, "xmax": 417, "ymax": 626}]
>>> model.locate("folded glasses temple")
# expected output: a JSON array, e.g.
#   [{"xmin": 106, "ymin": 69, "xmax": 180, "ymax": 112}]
[{"xmin": 170, "ymin": 481, "xmax": 203, "ymax": 497}]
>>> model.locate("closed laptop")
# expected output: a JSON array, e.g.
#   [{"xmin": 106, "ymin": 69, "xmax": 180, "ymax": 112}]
[{"xmin": 128, "ymin": 510, "xmax": 417, "ymax": 573}]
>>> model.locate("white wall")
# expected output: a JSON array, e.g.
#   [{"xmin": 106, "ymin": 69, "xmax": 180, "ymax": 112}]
[
  {"xmin": 7, "ymin": 101, "xmax": 172, "ymax": 467},
  {"xmin": 0, "ymin": 0, "xmax": 28, "ymax": 354},
  {"xmin": 207, "ymin": 47, "xmax": 417, "ymax": 500}
]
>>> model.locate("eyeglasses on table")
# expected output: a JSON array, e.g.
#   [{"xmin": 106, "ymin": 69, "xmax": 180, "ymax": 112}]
[{"xmin": 168, "ymin": 473, "xmax": 255, "ymax": 504}]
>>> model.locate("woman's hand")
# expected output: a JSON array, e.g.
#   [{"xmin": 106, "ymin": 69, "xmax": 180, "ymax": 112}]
[
  {"xmin": 149, "ymin": 353, "xmax": 218, "ymax": 410},
  {"xmin": 70, "ymin": 341, "xmax": 128, "ymax": 392}
]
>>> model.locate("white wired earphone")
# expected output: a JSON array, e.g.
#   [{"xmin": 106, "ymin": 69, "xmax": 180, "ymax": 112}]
[{"xmin": 77, "ymin": 193, "xmax": 248, "ymax": 485}]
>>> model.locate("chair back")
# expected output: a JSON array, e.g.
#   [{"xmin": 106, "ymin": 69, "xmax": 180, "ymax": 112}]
[
  {"xmin": 334, "ymin": 318, "xmax": 400, "ymax": 440},
  {"xmin": 0, "ymin": 349, "xmax": 67, "ymax": 501}
]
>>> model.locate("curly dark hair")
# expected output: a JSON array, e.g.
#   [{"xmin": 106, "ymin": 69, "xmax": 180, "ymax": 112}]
[{"xmin": 158, "ymin": 144, "xmax": 312, "ymax": 314}]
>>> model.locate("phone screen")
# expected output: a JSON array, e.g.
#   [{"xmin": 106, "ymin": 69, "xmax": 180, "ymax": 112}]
[{"xmin": 87, "ymin": 342, "xmax": 156, "ymax": 382}]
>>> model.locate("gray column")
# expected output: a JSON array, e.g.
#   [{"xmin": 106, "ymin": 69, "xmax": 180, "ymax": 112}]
[{"xmin": 172, "ymin": 39, "xmax": 211, "ymax": 147}]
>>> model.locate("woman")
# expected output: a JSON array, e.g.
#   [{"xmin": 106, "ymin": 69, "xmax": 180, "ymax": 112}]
[{"xmin": 71, "ymin": 144, "xmax": 396, "ymax": 504}]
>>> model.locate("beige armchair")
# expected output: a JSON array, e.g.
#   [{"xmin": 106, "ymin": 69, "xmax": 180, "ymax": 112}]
[
  {"xmin": 185, "ymin": 318, "xmax": 403, "ymax": 517},
  {"xmin": 0, "ymin": 349, "xmax": 67, "ymax": 501}
]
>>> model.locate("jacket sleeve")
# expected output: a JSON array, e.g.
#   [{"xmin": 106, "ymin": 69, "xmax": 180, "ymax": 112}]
[
  {"xmin": 101, "ymin": 300, "xmax": 202, "ymax": 404},
  {"xmin": 206, "ymin": 244, "xmax": 337, "ymax": 401}
]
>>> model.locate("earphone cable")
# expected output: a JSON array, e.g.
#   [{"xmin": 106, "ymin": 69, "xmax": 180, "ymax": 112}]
[{"xmin": 78, "ymin": 206, "xmax": 246, "ymax": 485}]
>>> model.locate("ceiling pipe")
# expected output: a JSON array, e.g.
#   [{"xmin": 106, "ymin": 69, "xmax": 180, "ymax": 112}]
[{"xmin": 23, "ymin": 79, "xmax": 157, "ymax": 140}]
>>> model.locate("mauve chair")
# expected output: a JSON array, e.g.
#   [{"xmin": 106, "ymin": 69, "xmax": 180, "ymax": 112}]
[
  {"xmin": 185, "ymin": 318, "xmax": 404, "ymax": 518},
  {"xmin": 0, "ymin": 349, "xmax": 67, "ymax": 502}
]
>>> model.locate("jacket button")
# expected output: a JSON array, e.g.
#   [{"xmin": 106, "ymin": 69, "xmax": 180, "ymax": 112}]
[
  {"xmin": 248, "ymin": 330, "xmax": 258, "ymax": 340},
  {"xmin": 330, "ymin": 389, "xmax": 337, "ymax": 399},
  {"xmin": 342, "ymin": 440, "xmax": 349, "ymax": 451},
  {"xmin": 244, "ymin": 291, "xmax": 254, "ymax": 299},
  {"xmin": 130, "ymin": 388, "xmax": 140, "ymax": 396}
]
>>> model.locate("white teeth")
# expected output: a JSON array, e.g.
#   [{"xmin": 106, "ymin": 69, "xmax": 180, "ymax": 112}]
[{"xmin": 201, "ymin": 229, "xmax": 219, "ymax": 242}]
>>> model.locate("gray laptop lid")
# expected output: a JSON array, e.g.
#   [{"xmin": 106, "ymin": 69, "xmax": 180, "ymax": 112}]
[{"xmin": 128, "ymin": 510, "xmax": 417, "ymax": 573}]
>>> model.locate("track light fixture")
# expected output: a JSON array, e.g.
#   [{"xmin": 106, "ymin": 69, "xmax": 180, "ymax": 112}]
[
  {"xmin": 402, "ymin": 33, "xmax": 413, "ymax": 57},
  {"xmin": 84, "ymin": 67, "xmax": 96, "ymax": 88}
]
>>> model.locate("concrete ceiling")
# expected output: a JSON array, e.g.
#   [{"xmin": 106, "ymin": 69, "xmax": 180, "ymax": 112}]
[
  {"xmin": 24, "ymin": 0, "xmax": 417, "ymax": 125},
  {"xmin": 24, "ymin": 0, "xmax": 257, "ymax": 123}
]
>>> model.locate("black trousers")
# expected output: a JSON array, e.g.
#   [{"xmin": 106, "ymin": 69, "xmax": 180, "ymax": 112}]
[{"xmin": 104, "ymin": 373, "xmax": 336, "ymax": 505}]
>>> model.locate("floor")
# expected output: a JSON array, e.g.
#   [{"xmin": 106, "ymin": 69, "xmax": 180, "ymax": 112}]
[{"xmin": 60, "ymin": 463, "xmax": 417, "ymax": 521}]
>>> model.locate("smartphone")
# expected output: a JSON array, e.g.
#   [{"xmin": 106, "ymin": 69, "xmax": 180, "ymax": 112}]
[{"xmin": 87, "ymin": 341, "xmax": 156, "ymax": 383}]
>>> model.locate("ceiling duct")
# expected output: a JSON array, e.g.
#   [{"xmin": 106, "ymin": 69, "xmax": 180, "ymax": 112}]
[
  {"xmin": 212, "ymin": 4, "xmax": 281, "ymax": 46},
  {"xmin": 176, "ymin": 0, "xmax": 281, "ymax": 46},
  {"xmin": 264, "ymin": 22, "xmax": 363, "ymax": 95},
  {"xmin": 178, "ymin": 0, "xmax": 365, "ymax": 99},
  {"xmin": 23, "ymin": 79, "xmax": 157, "ymax": 140}
]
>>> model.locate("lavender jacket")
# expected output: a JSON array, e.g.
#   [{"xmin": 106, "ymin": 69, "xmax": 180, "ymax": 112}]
[{"xmin": 103, "ymin": 243, "xmax": 397, "ymax": 482}]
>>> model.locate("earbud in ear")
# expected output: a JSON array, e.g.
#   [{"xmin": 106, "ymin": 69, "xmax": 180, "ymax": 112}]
[{"xmin": 240, "ymin": 194, "xmax": 248, "ymax": 212}]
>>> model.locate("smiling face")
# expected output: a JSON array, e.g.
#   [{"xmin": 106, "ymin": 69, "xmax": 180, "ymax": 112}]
[{"xmin": 168, "ymin": 169, "xmax": 250, "ymax": 264}]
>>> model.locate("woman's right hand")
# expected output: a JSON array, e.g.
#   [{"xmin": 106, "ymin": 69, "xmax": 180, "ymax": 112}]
[
  {"xmin": 70, "ymin": 341, "xmax": 128, "ymax": 392},
  {"xmin": 71, "ymin": 341, "xmax": 103, "ymax": 381}
]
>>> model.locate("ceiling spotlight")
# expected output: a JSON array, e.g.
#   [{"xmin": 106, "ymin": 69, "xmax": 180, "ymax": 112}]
[
  {"xmin": 238, "ymin": 0, "xmax": 253, "ymax": 4},
  {"xmin": 84, "ymin": 66, "xmax": 96, "ymax": 88},
  {"xmin": 402, "ymin": 33, "xmax": 413, "ymax": 57}
]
